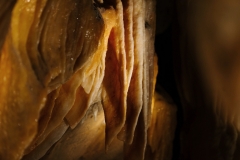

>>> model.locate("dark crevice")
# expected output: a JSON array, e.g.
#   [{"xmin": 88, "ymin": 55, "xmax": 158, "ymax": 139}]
[{"xmin": 155, "ymin": 24, "xmax": 183, "ymax": 160}]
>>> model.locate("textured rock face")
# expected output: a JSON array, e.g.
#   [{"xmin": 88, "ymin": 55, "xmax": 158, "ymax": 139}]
[
  {"xmin": 4, "ymin": 0, "xmax": 240, "ymax": 159},
  {"xmin": 176, "ymin": 0, "xmax": 240, "ymax": 159},
  {"xmin": 0, "ymin": 0, "xmax": 178, "ymax": 160}
]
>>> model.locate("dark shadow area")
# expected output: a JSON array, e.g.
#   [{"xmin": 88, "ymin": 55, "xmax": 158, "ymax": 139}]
[{"xmin": 155, "ymin": 25, "xmax": 183, "ymax": 160}]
